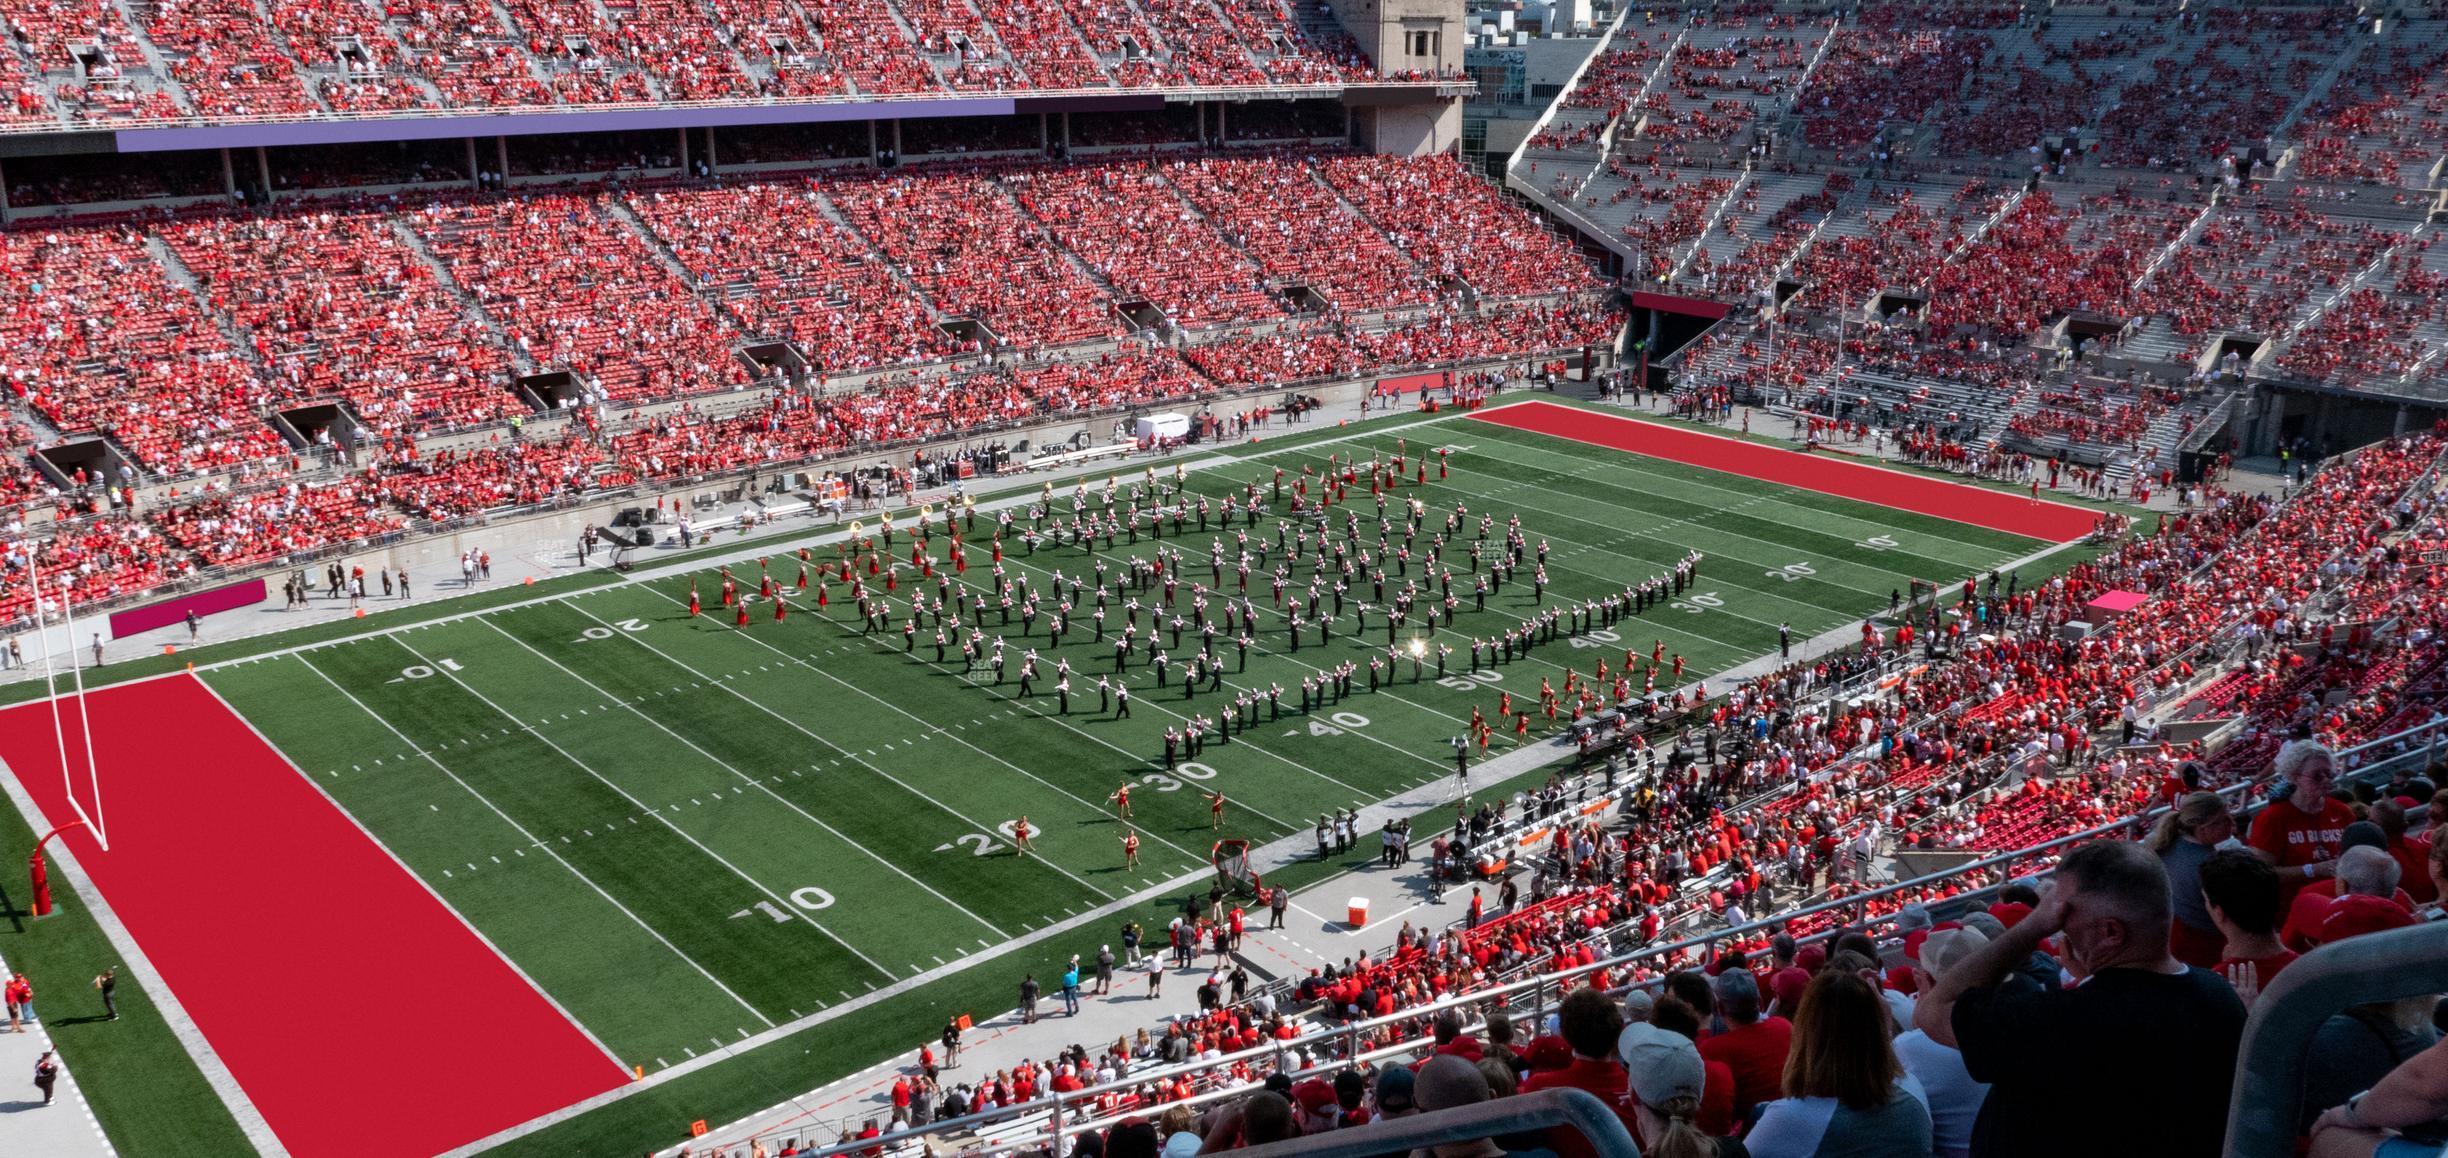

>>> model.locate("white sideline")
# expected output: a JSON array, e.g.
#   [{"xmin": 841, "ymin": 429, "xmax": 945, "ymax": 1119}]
[{"xmin": 0, "ymin": 759, "xmax": 287, "ymax": 1157}]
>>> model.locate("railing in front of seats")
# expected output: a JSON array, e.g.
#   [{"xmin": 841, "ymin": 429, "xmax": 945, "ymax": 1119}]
[{"xmin": 2224, "ymin": 921, "xmax": 2448, "ymax": 1158}]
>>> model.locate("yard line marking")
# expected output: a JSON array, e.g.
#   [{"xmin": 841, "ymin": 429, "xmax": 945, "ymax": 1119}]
[
  {"xmin": 561, "ymin": 602, "xmax": 1109, "ymax": 910},
  {"xmin": 1452, "ymin": 429, "xmax": 2042, "ymax": 588},
  {"xmin": 574, "ymin": 598, "xmax": 1141, "ymax": 898},
  {"xmin": 1433, "ymin": 450, "xmax": 1908, "ymax": 608},
  {"xmin": 386, "ymin": 633, "xmax": 895, "ymax": 983},
  {"xmin": 290, "ymin": 654, "xmax": 771, "ymax": 1028}
]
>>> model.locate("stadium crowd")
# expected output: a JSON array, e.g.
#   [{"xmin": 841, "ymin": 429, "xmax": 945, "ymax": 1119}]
[
  {"xmin": 0, "ymin": 0, "xmax": 1410, "ymax": 130},
  {"xmin": 5, "ymin": 3, "xmax": 2448, "ymax": 1157},
  {"xmin": 707, "ymin": 421, "xmax": 2448, "ymax": 1158},
  {"xmin": 0, "ymin": 144, "xmax": 1620, "ymax": 632}
]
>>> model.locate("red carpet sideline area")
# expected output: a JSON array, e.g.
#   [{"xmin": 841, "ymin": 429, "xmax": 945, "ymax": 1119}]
[{"xmin": 0, "ymin": 676, "xmax": 627, "ymax": 1158}]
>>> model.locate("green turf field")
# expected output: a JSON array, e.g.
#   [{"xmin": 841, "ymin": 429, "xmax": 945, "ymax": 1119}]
[{"xmin": 26, "ymin": 401, "xmax": 2113, "ymax": 1154}]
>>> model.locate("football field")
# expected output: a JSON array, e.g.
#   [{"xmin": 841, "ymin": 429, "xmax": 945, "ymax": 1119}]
[{"xmin": 0, "ymin": 399, "xmax": 2108, "ymax": 1157}]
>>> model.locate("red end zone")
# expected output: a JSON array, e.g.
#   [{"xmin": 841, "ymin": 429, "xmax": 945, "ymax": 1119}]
[
  {"xmin": 1471, "ymin": 400, "xmax": 2099, "ymax": 543},
  {"xmin": 0, "ymin": 674, "xmax": 625, "ymax": 1157}
]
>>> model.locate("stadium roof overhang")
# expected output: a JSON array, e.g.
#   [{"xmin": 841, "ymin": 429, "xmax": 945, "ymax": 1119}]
[{"xmin": 0, "ymin": 80, "xmax": 1468, "ymax": 156}]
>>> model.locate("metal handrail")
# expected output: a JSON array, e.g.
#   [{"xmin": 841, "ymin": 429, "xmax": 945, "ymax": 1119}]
[
  {"xmin": 705, "ymin": 709, "xmax": 2448, "ymax": 1155},
  {"xmin": 704, "ymin": 709, "xmax": 2448, "ymax": 1158},
  {"xmin": 2224, "ymin": 921, "xmax": 2448, "ymax": 1158},
  {"xmin": 1234, "ymin": 1089, "xmax": 1639, "ymax": 1158}
]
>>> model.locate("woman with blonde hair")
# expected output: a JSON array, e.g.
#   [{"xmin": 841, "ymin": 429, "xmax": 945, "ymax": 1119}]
[
  {"xmin": 2150, "ymin": 791, "xmax": 2238, "ymax": 966},
  {"xmin": 1154, "ymin": 1103, "xmax": 1199, "ymax": 1158},
  {"xmin": 1746, "ymin": 970, "xmax": 1933, "ymax": 1157}
]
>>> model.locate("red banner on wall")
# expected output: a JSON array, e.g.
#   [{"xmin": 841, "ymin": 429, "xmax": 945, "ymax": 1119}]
[
  {"xmin": 1629, "ymin": 290, "xmax": 1732, "ymax": 321},
  {"xmin": 107, "ymin": 577, "xmax": 267, "ymax": 640},
  {"xmin": 1376, "ymin": 372, "xmax": 1448, "ymax": 395}
]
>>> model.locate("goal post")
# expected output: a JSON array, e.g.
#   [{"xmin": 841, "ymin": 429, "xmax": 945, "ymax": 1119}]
[{"xmin": 23, "ymin": 553, "xmax": 107, "ymax": 852}]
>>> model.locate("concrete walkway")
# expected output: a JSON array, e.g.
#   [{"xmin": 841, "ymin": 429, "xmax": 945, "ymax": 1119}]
[{"xmin": 0, "ymin": 951, "xmax": 115, "ymax": 1158}]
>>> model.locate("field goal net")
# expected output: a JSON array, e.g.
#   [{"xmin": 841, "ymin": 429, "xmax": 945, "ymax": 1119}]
[{"xmin": 1211, "ymin": 839, "xmax": 1263, "ymax": 897}]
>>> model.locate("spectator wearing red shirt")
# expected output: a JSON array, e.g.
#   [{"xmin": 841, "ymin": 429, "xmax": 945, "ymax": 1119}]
[
  {"xmin": 2371, "ymin": 800, "xmax": 2437, "ymax": 906},
  {"xmin": 1764, "ymin": 933, "xmax": 1813, "ymax": 1015},
  {"xmin": 2294, "ymin": 847, "xmax": 2420, "ymax": 951},
  {"xmin": 1650, "ymin": 995, "xmax": 1740, "ymax": 1137},
  {"xmin": 1518, "ymin": 987, "xmax": 1635, "ymax": 1158},
  {"xmin": 2199, "ymin": 849, "xmax": 2299, "ymax": 1005},
  {"xmin": 1698, "ymin": 967, "xmax": 1794, "ymax": 1121},
  {"xmin": 2248, "ymin": 743, "xmax": 2354, "ymax": 900},
  {"xmin": 2279, "ymin": 827, "xmax": 2419, "ymax": 951}
]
